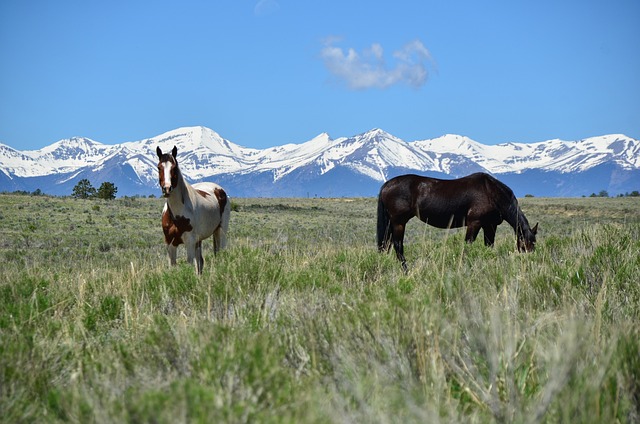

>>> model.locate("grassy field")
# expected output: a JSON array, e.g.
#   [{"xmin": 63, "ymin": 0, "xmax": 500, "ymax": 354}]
[{"xmin": 0, "ymin": 193, "xmax": 639, "ymax": 423}]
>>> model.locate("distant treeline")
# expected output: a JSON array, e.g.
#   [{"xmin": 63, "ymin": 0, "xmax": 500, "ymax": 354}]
[
  {"xmin": 587, "ymin": 190, "xmax": 640, "ymax": 198},
  {"xmin": 3, "ymin": 188, "xmax": 639, "ymax": 198},
  {"xmin": 2, "ymin": 189, "xmax": 158, "ymax": 199}
]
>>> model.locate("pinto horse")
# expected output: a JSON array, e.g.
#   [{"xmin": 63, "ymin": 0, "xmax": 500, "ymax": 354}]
[
  {"xmin": 156, "ymin": 146, "xmax": 231, "ymax": 275},
  {"xmin": 377, "ymin": 172, "xmax": 538, "ymax": 271}
]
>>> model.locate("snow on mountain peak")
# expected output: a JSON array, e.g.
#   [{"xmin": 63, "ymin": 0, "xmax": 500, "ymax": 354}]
[
  {"xmin": 38, "ymin": 136, "xmax": 104, "ymax": 154},
  {"xmin": 0, "ymin": 127, "xmax": 638, "ymax": 196}
]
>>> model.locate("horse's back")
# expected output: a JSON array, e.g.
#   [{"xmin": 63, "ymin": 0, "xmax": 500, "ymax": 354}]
[
  {"xmin": 380, "ymin": 172, "xmax": 509, "ymax": 227},
  {"xmin": 192, "ymin": 181, "xmax": 225, "ymax": 196},
  {"xmin": 192, "ymin": 182, "xmax": 229, "ymax": 208},
  {"xmin": 382, "ymin": 173, "xmax": 497, "ymax": 197}
]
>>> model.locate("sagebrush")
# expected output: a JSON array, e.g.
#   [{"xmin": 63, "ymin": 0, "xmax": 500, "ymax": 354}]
[{"xmin": 1, "ymin": 194, "xmax": 638, "ymax": 423}]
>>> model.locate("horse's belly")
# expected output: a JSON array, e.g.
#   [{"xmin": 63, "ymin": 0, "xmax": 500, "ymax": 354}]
[
  {"xmin": 418, "ymin": 208, "xmax": 467, "ymax": 228},
  {"xmin": 424, "ymin": 216, "xmax": 466, "ymax": 229},
  {"xmin": 192, "ymin": 213, "xmax": 220, "ymax": 238}
]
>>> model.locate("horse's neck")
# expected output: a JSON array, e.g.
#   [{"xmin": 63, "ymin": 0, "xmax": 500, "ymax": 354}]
[
  {"xmin": 167, "ymin": 171, "xmax": 192, "ymax": 212},
  {"xmin": 510, "ymin": 207, "xmax": 530, "ymax": 236},
  {"xmin": 503, "ymin": 200, "xmax": 528, "ymax": 235}
]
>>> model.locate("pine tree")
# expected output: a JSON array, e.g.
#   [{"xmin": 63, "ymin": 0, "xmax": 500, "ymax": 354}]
[
  {"xmin": 72, "ymin": 179, "xmax": 96, "ymax": 199},
  {"xmin": 96, "ymin": 182, "xmax": 118, "ymax": 200}
]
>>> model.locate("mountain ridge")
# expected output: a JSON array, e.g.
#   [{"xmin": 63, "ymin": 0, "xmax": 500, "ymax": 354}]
[{"xmin": 1, "ymin": 126, "xmax": 638, "ymax": 197}]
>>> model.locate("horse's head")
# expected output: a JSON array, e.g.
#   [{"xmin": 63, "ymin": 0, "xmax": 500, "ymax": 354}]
[
  {"xmin": 156, "ymin": 146, "xmax": 179, "ymax": 197},
  {"xmin": 517, "ymin": 222, "xmax": 538, "ymax": 252}
]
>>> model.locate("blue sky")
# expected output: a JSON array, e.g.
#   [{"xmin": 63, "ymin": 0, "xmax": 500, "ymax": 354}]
[{"xmin": 1, "ymin": 0, "xmax": 639, "ymax": 150}]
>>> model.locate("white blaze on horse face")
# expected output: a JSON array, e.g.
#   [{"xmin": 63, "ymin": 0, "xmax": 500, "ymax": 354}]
[{"xmin": 161, "ymin": 161, "xmax": 173, "ymax": 196}]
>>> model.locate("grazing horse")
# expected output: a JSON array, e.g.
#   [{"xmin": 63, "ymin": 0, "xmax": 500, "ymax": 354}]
[
  {"xmin": 377, "ymin": 172, "xmax": 538, "ymax": 271},
  {"xmin": 156, "ymin": 146, "xmax": 230, "ymax": 275}
]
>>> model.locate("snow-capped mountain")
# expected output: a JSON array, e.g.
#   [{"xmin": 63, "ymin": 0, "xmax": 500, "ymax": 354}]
[{"xmin": 0, "ymin": 126, "xmax": 638, "ymax": 197}]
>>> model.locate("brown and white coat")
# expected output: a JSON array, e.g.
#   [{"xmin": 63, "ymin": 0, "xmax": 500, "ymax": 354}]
[{"xmin": 157, "ymin": 146, "xmax": 230, "ymax": 275}]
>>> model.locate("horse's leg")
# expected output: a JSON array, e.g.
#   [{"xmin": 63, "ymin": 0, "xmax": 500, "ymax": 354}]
[
  {"xmin": 186, "ymin": 241, "xmax": 199, "ymax": 274},
  {"xmin": 465, "ymin": 222, "xmax": 481, "ymax": 244},
  {"xmin": 212, "ymin": 231, "xmax": 220, "ymax": 255},
  {"xmin": 167, "ymin": 244, "xmax": 177, "ymax": 266},
  {"xmin": 195, "ymin": 241, "xmax": 204, "ymax": 275},
  {"xmin": 391, "ymin": 222, "xmax": 408, "ymax": 272},
  {"xmin": 482, "ymin": 225, "xmax": 497, "ymax": 247}
]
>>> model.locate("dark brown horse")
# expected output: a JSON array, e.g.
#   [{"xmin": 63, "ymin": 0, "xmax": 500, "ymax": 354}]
[{"xmin": 377, "ymin": 172, "xmax": 538, "ymax": 271}]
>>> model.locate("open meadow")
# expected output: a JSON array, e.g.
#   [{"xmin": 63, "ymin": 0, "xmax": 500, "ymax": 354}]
[{"xmin": 1, "ymin": 193, "xmax": 639, "ymax": 423}]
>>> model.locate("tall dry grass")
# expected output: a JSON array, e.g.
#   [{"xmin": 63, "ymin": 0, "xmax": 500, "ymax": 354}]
[{"xmin": 0, "ymin": 194, "xmax": 638, "ymax": 423}]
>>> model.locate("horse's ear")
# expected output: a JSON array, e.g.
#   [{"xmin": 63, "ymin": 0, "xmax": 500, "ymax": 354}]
[
  {"xmin": 156, "ymin": 146, "xmax": 162, "ymax": 159},
  {"xmin": 532, "ymin": 223, "xmax": 538, "ymax": 234},
  {"xmin": 171, "ymin": 146, "xmax": 178, "ymax": 158}
]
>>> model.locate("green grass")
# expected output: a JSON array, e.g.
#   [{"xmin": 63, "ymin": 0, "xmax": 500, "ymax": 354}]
[{"xmin": 0, "ymin": 194, "xmax": 639, "ymax": 423}]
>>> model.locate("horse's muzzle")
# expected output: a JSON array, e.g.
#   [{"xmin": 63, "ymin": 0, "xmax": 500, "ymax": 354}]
[
  {"xmin": 162, "ymin": 186, "xmax": 172, "ymax": 197},
  {"xmin": 517, "ymin": 240, "xmax": 535, "ymax": 253}
]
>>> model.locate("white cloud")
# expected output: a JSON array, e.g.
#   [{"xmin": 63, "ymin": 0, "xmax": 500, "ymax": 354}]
[
  {"xmin": 320, "ymin": 39, "xmax": 435, "ymax": 90},
  {"xmin": 254, "ymin": 0, "xmax": 280, "ymax": 16}
]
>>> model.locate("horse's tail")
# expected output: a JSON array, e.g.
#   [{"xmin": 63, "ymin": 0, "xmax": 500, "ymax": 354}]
[
  {"xmin": 213, "ymin": 187, "xmax": 231, "ymax": 252},
  {"xmin": 377, "ymin": 190, "xmax": 392, "ymax": 252}
]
